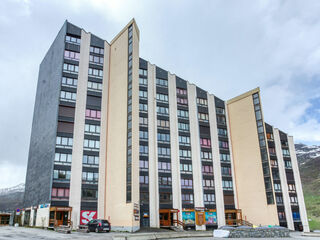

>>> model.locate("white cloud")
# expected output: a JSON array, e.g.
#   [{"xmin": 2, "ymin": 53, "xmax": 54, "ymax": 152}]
[{"xmin": 0, "ymin": 161, "xmax": 26, "ymax": 189}]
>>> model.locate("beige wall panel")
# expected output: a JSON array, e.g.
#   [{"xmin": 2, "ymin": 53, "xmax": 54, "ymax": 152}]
[
  {"xmin": 227, "ymin": 94, "xmax": 278, "ymax": 226},
  {"xmin": 69, "ymin": 30, "xmax": 90, "ymax": 229},
  {"xmin": 105, "ymin": 22, "xmax": 139, "ymax": 232}
]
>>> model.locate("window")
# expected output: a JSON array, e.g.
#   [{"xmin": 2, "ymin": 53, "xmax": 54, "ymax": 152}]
[
  {"xmin": 51, "ymin": 188, "xmax": 69, "ymax": 199},
  {"xmin": 139, "ymin": 103, "xmax": 148, "ymax": 112},
  {"xmin": 219, "ymin": 141, "xmax": 229, "ymax": 149},
  {"xmin": 202, "ymin": 165, "xmax": 213, "ymax": 174},
  {"xmin": 83, "ymin": 139, "xmax": 100, "ymax": 150},
  {"xmin": 139, "ymin": 160, "xmax": 148, "ymax": 170},
  {"xmin": 216, "ymin": 107, "xmax": 225, "ymax": 115},
  {"xmin": 177, "ymin": 109, "xmax": 189, "ymax": 118},
  {"xmin": 222, "ymin": 180, "xmax": 233, "ymax": 190},
  {"xmin": 64, "ymin": 50, "xmax": 80, "ymax": 61},
  {"xmin": 83, "ymin": 155, "xmax": 99, "ymax": 165},
  {"xmin": 274, "ymin": 183, "xmax": 282, "ymax": 192},
  {"xmin": 221, "ymin": 167, "xmax": 231, "ymax": 176},
  {"xmin": 156, "ymin": 106, "xmax": 169, "ymax": 115},
  {"xmin": 269, "ymin": 148, "xmax": 276, "ymax": 155},
  {"xmin": 270, "ymin": 160, "xmax": 278, "ymax": 167},
  {"xmin": 179, "ymin": 149, "xmax": 191, "ymax": 158},
  {"xmin": 56, "ymin": 137, "xmax": 73, "ymax": 148},
  {"xmin": 281, "ymin": 141, "xmax": 288, "ymax": 147},
  {"xmin": 178, "ymin": 122, "xmax": 189, "ymax": 131},
  {"xmin": 276, "ymin": 195, "xmax": 283, "ymax": 204},
  {"xmin": 156, "ymin": 78, "xmax": 168, "ymax": 87},
  {"xmin": 288, "ymin": 184, "xmax": 296, "ymax": 192},
  {"xmin": 218, "ymin": 128, "xmax": 227, "ymax": 136},
  {"xmin": 65, "ymin": 35, "xmax": 80, "ymax": 45},
  {"xmin": 176, "ymin": 88, "xmax": 187, "ymax": 95},
  {"xmin": 220, "ymin": 153, "xmax": 230, "ymax": 162},
  {"xmin": 290, "ymin": 196, "xmax": 298, "ymax": 205},
  {"xmin": 160, "ymin": 193, "xmax": 172, "ymax": 204},
  {"xmin": 156, "ymin": 93, "xmax": 168, "ymax": 102},
  {"xmin": 282, "ymin": 149, "xmax": 290, "ymax": 156},
  {"xmin": 204, "ymin": 193, "xmax": 215, "ymax": 204},
  {"xmin": 284, "ymin": 161, "xmax": 292, "ymax": 169},
  {"xmin": 90, "ymin": 46, "xmax": 104, "ymax": 55},
  {"xmin": 203, "ymin": 179, "xmax": 214, "ymax": 189},
  {"xmin": 55, "ymin": 153, "xmax": 72, "ymax": 164},
  {"xmin": 198, "ymin": 113, "xmax": 209, "ymax": 121},
  {"xmin": 87, "ymin": 81, "xmax": 102, "ymax": 91},
  {"xmin": 181, "ymin": 178, "xmax": 193, "ymax": 189},
  {"xmin": 139, "ymin": 175, "xmax": 149, "ymax": 184},
  {"xmin": 53, "ymin": 170, "xmax": 71, "ymax": 181},
  {"xmin": 200, "ymin": 138, "xmax": 211, "ymax": 148},
  {"xmin": 159, "ymin": 176, "xmax": 172, "ymax": 186},
  {"xmin": 139, "ymin": 77, "xmax": 148, "ymax": 86},
  {"xmin": 158, "ymin": 147, "xmax": 171, "ymax": 156},
  {"xmin": 140, "ymin": 117, "xmax": 148, "ymax": 126},
  {"xmin": 62, "ymin": 77, "xmax": 77, "ymax": 87},
  {"xmin": 82, "ymin": 171, "xmax": 99, "ymax": 183},
  {"xmin": 158, "ymin": 161, "xmax": 171, "ymax": 172},
  {"xmin": 182, "ymin": 194, "xmax": 193, "ymax": 203},
  {"xmin": 85, "ymin": 109, "xmax": 101, "ymax": 120},
  {"xmin": 82, "ymin": 189, "xmax": 98, "ymax": 200},
  {"xmin": 180, "ymin": 163, "xmax": 192, "ymax": 173},
  {"xmin": 217, "ymin": 116, "xmax": 226, "ymax": 125},
  {"xmin": 84, "ymin": 124, "xmax": 100, "ymax": 135},
  {"xmin": 253, "ymin": 93, "xmax": 260, "ymax": 104},
  {"xmin": 140, "ymin": 90, "xmax": 148, "ymax": 99},
  {"xmin": 266, "ymin": 133, "xmax": 274, "ymax": 140},
  {"xmin": 177, "ymin": 97, "xmax": 188, "ymax": 105},
  {"xmin": 197, "ymin": 98, "xmax": 208, "ymax": 106},
  {"xmin": 157, "ymin": 119, "xmax": 169, "ymax": 128},
  {"xmin": 139, "ymin": 130, "xmax": 148, "ymax": 140},
  {"xmin": 139, "ymin": 145, "xmax": 148, "ymax": 155},
  {"xmin": 278, "ymin": 211, "xmax": 286, "ymax": 220},
  {"xmin": 63, "ymin": 63, "xmax": 79, "ymax": 73},
  {"xmin": 292, "ymin": 212, "xmax": 300, "ymax": 220},
  {"xmin": 60, "ymin": 91, "xmax": 76, "ymax": 102},
  {"xmin": 139, "ymin": 69, "xmax": 147, "ymax": 76},
  {"xmin": 88, "ymin": 68, "xmax": 103, "ymax": 78},
  {"xmin": 201, "ymin": 151, "xmax": 212, "ymax": 161},
  {"xmin": 179, "ymin": 135, "xmax": 190, "ymax": 145},
  {"xmin": 89, "ymin": 55, "xmax": 104, "ymax": 65},
  {"xmin": 157, "ymin": 133, "xmax": 170, "ymax": 142}
]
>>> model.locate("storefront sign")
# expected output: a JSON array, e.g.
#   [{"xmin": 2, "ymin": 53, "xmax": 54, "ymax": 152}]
[
  {"xmin": 205, "ymin": 211, "xmax": 217, "ymax": 225},
  {"xmin": 80, "ymin": 210, "xmax": 97, "ymax": 225},
  {"xmin": 133, "ymin": 203, "xmax": 139, "ymax": 221},
  {"xmin": 182, "ymin": 211, "xmax": 195, "ymax": 225}
]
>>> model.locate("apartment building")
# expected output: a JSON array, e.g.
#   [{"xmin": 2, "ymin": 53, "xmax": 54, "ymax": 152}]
[{"xmin": 23, "ymin": 19, "xmax": 309, "ymax": 232}]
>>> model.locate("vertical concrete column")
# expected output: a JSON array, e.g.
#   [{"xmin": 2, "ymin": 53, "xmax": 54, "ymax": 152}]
[
  {"xmin": 288, "ymin": 136, "xmax": 310, "ymax": 232},
  {"xmin": 69, "ymin": 30, "xmax": 90, "ymax": 229},
  {"xmin": 187, "ymin": 83, "xmax": 205, "ymax": 231},
  {"xmin": 168, "ymin": 73, "xmax": 182, "ymax": 222},
  {"xmin": 274, "ymin": 128, "xmax": 294, "ymax": 230},
  {"xmin": 148, "ymin": 63, "xmax": 160, "ymax": 228},
  {"xmin": 97, "ymin": 42, "xmax": 110, "ymax": 219},
  {"xmin": 224, "ymin": 103, "xmax": 238, "ymax": 209},
  {"xmin": 207, "ymin": 94, "xmax": 226, "ymax": 227}
]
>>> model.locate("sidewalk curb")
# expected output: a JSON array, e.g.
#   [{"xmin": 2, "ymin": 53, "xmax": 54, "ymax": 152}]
[{"xmin": 113, "ymin": 231, "xmax": 213, "ymax": 240}]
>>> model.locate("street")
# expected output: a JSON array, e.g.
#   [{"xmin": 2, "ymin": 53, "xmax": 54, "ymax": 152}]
[{"xmin": 0, "ymin": 226, "xmax": 313, "ymax": 240}]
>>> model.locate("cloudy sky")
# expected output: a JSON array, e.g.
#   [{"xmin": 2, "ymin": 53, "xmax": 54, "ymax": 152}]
[{"xmin": 0, "ymin": 0, "xmax": 319, "ymax": 189}]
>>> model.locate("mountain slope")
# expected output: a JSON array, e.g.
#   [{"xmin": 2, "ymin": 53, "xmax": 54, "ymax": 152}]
[
  {"xmin": 0, "ymin": 183, "xmax": 24, "ymax": 211},
  {"xmin": 296, "ymin": 144, "xmax": 320, "ymax": 231}
]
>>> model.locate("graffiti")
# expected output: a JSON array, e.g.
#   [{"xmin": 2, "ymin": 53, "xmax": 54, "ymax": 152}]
[{"xmin": 80, "ymin": 210, "xmax": 97, "ymax": 225}]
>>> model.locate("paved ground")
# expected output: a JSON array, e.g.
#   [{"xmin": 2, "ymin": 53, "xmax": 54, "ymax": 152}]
[{"xmin": 0, "ymin": 226, "xmax": 315, "ymax": 239}]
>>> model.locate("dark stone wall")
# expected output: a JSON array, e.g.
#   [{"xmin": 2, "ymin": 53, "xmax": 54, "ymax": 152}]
[{"xmin": 23, "ymin": 21, "xmax": 67, "ymax": 207}]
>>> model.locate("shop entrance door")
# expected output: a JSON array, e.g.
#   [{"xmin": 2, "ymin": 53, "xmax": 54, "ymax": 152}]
[{"xmin": 56, "ymin": 211, "xmax": 69, "ymax": 226}]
